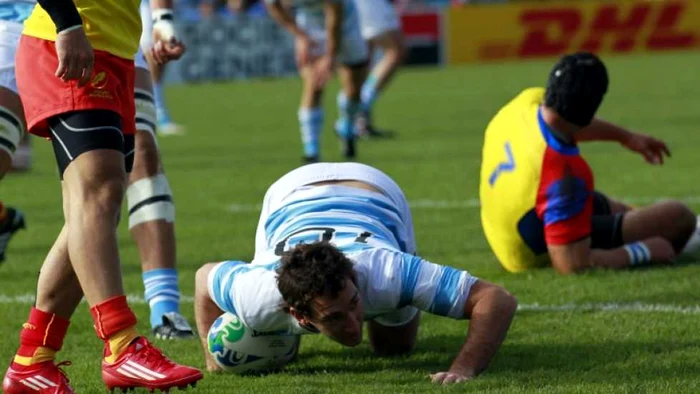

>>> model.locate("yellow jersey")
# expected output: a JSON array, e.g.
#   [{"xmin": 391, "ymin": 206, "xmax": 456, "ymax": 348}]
[
  {"xmin": 479, "ymin": 88, "xmax": 595, "ymax": 273},
  {"xmin": 23, "ymin": 0, "xmax": 141, "ymax": 60}
]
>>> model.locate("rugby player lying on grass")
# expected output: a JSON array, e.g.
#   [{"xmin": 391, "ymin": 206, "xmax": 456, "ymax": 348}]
[
  {"xmin": 195, "ymin": 162, "xmax": 517, "ymax": 385},
  {"xmin": 479, "ymin": 51, "xmax": 699, "ymax": 275}
]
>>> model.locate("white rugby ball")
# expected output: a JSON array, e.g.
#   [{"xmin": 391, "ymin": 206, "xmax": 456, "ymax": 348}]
[{"xmin": 207, "ymin": 312, "xmax": 300, "ymax": 374}]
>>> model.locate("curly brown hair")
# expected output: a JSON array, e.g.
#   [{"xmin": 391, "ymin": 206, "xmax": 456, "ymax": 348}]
[{"xmin": 277, "ymin": 242, "xmax": 356, "ymax": 317}]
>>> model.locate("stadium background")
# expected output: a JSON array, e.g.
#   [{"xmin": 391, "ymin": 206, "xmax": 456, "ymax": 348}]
[{"xmin": 2, "ymin": 0, "xmax": 700, "ymax": 392}]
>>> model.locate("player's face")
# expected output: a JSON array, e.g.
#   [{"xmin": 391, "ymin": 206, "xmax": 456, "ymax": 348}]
[{"xmin": 309, "ymin": 278, "xmax": 365, "ymax": 347}]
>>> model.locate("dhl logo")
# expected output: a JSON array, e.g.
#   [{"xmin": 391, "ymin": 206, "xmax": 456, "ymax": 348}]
[{"xmin": 447, "ymin": 0, "xmax": 700, "ymax": 64}]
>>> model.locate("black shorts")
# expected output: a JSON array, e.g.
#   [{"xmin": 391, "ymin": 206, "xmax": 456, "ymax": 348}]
[
  {"xmin": 48, "ymin": 109, "xmax": 134, "ymax": 179},
  {"xmin": 590, "ymin": 191, "xmax": 625, "ymax": 249},
  {"xmin": 517, "ymin": 191, "xmax": 625, "ymax": 254}
]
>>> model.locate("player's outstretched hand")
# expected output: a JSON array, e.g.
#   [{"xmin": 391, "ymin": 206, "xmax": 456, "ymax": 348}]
[
  {"xmin": 429, "ymin": 371, "xmax": 472, "ymax": 385},
  {"xmin": 55, "ymin": 27, "xmax": 94, "ymax": 87},
  {"xmin": 622, "ymin": 132, "xmax": 671, "ymax": 165}
]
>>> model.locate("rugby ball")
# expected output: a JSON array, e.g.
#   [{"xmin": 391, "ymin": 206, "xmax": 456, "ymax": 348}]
[{"xmin": 207, "ymin": 312, "xmax": 300, "ymax": 374}]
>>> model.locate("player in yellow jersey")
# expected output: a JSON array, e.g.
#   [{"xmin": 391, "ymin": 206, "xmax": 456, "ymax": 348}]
[
  {"xmin": 2, "ymin": 1, "xmax": 202, "ymax": 393},
  {"xmin": 480, "ymin": 52, "xmax": 699, "ymax": 275}
]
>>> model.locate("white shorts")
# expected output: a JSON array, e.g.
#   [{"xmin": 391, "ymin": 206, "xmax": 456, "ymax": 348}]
[
  {"xmin": 296, "ymin": 14, "xmax": 368, "ymax": 65},
  {"xmin": 0, "ymin": 20, "xmax": 22, "ymax": 94},
  {"xmin": 354, "ymin": 0, "xmax": 401, "ymax": 40},
  {"xmin": 254, "ymin": 162, "xmax": 416, "ymax": 257}
]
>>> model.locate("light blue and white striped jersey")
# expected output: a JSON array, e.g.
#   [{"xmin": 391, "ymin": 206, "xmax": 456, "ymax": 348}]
[
  {"xmin": 263, "ymin": 185, "xmax": 411, "ymax": 255},
  {"xmin": 0, "ymin": 0, "xmax": 34, "ymax": 23},
  {"xmin": 208, "ymin": 246, "xmax": 477, "ymax": 335}
]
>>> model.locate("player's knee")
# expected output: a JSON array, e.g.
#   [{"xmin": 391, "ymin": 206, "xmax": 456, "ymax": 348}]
[
  {"xmin": 130, "ymin": 131, "xmax": 161, "ymax": 178},
  {"xmin": 386, "ymin": 42, "xmax": 406, "ymax": 66},
  {"xmin": 126, "ymin": 173, "xmax": 175, "ymax": 229},
  {"xmin": 662, "ymin": 200, "xmax": 696, "ymax": 250},
  {"xmin": 76, "ymin": 175, "xmax": 126, "ymax": 220}
]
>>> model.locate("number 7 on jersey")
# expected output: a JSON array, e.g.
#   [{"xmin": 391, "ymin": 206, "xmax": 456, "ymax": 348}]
[{"xmin": 489, "ymin": 142, "xmax": 515, "ymax": 187}]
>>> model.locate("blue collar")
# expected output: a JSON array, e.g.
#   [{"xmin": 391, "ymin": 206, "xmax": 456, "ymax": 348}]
[{"xmin": 537, "ymin": 108, "xmax": 579, "ymax": 156}]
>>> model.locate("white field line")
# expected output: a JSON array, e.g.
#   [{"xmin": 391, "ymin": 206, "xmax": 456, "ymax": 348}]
[
  {"xmin": 1, "ymin": 294, "xmax": 699, "ymax": 315},
  {"xmin": 225, "ymin": 196, "xmax": 700, "ymax": 213}
]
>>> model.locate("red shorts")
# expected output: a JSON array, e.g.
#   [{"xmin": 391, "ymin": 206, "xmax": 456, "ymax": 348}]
[{"xmin": 16, "ymin": 35, "xmax": 136, "ymax": 138}]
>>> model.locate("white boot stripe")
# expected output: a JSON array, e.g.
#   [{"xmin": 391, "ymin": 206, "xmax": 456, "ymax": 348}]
[
  {"xmin": 119, "ymin": 365, "xmax": 155, "ymax": 381},
  {"xmin": 26, "ymin": 377, "xmax": 47, "ymax": 389},
  {"xmin": 116, "ymin": 366, "xmax": 141, "ymax": 380},
  {"xmin": 125, "ymin": 360, "xmax": 166, "ymax": 379},
  {"xmin": 20, "ymin": 379, "xmax": 42, "ymax": 391},
  {"xmin": 34, "ymin": 375, "xmax": 58, "ymax": 387}
]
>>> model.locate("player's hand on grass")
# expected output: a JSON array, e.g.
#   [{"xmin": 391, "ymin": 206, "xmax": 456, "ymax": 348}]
[
  {"xmin": 55, "ymin": 26, "xmax": 94, "ymax": 87},
  {"xmin": 295, "ymin": 35, "xmax": 316, "ymax": 68},
  {"xmin": 622, "ymin": 132, "xmax": 671, "ymax": 165},
  {"xmin": 429, "ymin": 370, "xmax": 472, "ymax": 385},
  {"xmin": 314, "ymin": 55, "xmax": 334, "ymax": 89}
]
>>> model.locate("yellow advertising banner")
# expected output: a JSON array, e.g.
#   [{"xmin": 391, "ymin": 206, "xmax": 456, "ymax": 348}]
[{"xmin": 447, "ymin": 0, "xmax": 700, "ymax": 64}]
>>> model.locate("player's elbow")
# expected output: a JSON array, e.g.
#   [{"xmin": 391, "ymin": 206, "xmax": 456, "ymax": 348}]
[
  {"xmin": 495, "ymin": 288, "xmax": 518, "ymax": 318},
  {"xmin": 195, "ymin": 263, "xmax": 217, "ymax": 296}
]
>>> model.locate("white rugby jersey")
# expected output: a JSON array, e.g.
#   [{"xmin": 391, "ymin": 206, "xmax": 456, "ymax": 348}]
[{"xmin": 209, "ymin": 245, "xmax": 477, "ymax": 335}]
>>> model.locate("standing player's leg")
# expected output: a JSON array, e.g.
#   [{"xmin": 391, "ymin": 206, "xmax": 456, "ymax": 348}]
[
  {"xmin": 0, "ymin": 20, "xmax": 27, "ymax": 264},
  {"xmin": 5, "ymin": 36, "xmax": 201, "ymax": 393},
  {"xmin": 354, "ymin": 0, "xmax": 404, "ymax": 136},
  {"xmin": 298, "ymin": 54, "xmax": 325, "ymax": 162},
  {"xmin": 334, "ymin": 27, "xmax": 369, "ymax": 159},
  {"xmin": 131, "ymin": 57, "xmax": 193, "ymax": 339}
]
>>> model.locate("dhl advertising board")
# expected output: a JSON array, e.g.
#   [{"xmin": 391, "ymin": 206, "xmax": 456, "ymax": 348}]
[{"xmin": 447, "ymin": 0, "xmax": 700, "ymax": 64}]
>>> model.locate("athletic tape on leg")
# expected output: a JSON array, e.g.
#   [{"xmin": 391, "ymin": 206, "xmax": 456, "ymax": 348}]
[
  {"xmin": 127, "ymin": 173, "xmax": 175, "ymax": 228},
  {"xmin": 0, "ymin": 106, "xmax": 23, "ymax": 155},
  {"xmin": 135, "ymin": 88, "xmax": 157, "ymax": 135}
]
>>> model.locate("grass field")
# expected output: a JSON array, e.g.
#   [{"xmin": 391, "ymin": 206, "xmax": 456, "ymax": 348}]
[{"xmin": 2, "ymin": 51, "xmax": 700, "ymax": 393}]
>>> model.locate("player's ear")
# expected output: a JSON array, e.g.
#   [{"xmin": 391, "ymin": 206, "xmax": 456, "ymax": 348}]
[{"xmin": 289, "ymin": 307, "xmax": 310, "ymax": 325}]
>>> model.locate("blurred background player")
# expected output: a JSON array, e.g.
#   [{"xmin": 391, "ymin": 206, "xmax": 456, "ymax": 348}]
[
  {"xmin": 2, "ymin": 0, "xmax": 202, "ymax": 392},
  {"xmin": 131, "ymin": 3, "xmax": 194, "ymax": 339},
  {"xmin": 0, "ymin": 0, "xmax": 34, "ymax": 264},
  {"xmin": 195, "ymin": 162, "xmax": 517, "ymax": 385},
  {"xmin": 479, "ymin": 52, "xmax": 700, "ymax": 275},
  {"xmin": 140, "ymin": 0, "xmax": 184, "ymax": 136},
  {"xmin": 345, "ymin": 0, "xmax": 404, "ymax": 138},
  {"xmin": 265, "ymin": 0, "xmax": 369, "ymax": 162}
]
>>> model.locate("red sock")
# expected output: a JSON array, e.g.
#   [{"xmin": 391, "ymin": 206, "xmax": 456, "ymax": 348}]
[
  {"xmin": 90, "ymin": 295, "xmax": 139, "ymax": 363},
  {"xmin": 13, "ymin": 308, "xmax": 70, "ymax": 367},
  {"xmin": 0, "ymin": 201, "xmax": 7, "ymax": 223}
]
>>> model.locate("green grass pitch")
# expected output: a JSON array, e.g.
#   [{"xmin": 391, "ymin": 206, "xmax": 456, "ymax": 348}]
[{"xmin": 1, "ymin": 51, "xmax": 700, "ymax": 393}]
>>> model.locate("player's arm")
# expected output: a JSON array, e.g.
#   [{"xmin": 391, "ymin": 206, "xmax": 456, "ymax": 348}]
[
  {"xmin": 194, "ymin": 263, "xmax": 225, "ymax": 372},
  {"xmin": 574, "ymin": 118, "xmax": 670, "ymax": 165},
  {"xmin": 264, "ymin": 0, "xmax": 308, "ymax": 39},
  {"xmin": 548, "ymin": 236, "xmax": 676, "ymax": 274},
  {"xmin": 37, "ymin": 0, "xmax": 94, "ymax": 84},
  {"xmin": 430, "ymin": 280, "xmax": 517, "ymax": 385},
  {"xmin": 541, "ymin": 189, "xmax": 675, "ymax": 273}
]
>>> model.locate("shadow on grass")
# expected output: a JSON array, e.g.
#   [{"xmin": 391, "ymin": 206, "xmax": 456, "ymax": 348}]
[{"xmin": 279, "ymin": 334, "xmax": 700, "ymax": 383}]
